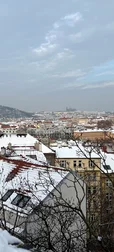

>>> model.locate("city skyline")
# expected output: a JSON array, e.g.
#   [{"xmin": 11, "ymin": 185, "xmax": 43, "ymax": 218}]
[{"xmin": 0, "ymin": 0, "xmax": 114, "ymax": 111}]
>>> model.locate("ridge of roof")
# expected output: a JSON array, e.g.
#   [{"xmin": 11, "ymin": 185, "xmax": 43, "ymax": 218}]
[{"xmin": 0, "ymin": 155, "xmax": 68, "ymax": 182}]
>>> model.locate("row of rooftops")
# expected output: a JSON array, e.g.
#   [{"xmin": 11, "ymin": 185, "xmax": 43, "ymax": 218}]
[
  {"xmin": 0, "ymin": 133, "xmax": 114, "ymax": 217},
  {"xmin": 0, "ymin": 134, "xmax": 113, "ymax": 172},
  {"xmin": 0, "ymin": 134, "xmax": 67, "ymax": 216}
]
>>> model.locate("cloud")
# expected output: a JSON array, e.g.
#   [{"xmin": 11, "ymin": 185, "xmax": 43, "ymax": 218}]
[
  {"xmin": 82, "ymin": 81, "xmax": 114, "ymax": 90},
  {"xmin": 53, "ymin": 22, "xmax": 60, "ymax": 29},
  {"xmin": 61, "ymin": 12, "xmax": 83, "ymax": 26},
  {"xmin": 32, "ymin": 11, "xmax": 82, "ymax": 58},
  {"xmin": 32, "ymin": 42, "xmax": 57, "ymax": 56},
  {"xmin": 69, "ymin": 27, "xmax": 97, "ymax": 43},
  {"xmin": 37, "ymin": 48, "xmax": 75, "ymax": 72},
  {"xmin": 96, "ymin": 71, "xmax": 114, "ymax": 77},
  {"xmin": 50, "ymin": 69, "xmax": 85, "ymax": 78},
  {"xmin": 53, "ymin": 12, "xmax": 83, "ymax": 29},
  {"xmin": 56, "ymin": 48, "xmax": 74, "ymax": 59}
]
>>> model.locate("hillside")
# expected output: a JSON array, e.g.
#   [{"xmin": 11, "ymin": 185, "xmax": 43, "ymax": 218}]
[{"xmin": 0, "ymin": 105, "xmax": 33, "ymax": 118}]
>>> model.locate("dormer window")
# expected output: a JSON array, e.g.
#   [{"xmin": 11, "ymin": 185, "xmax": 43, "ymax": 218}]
[
  {"xmin": 103, "ymin": 165, "xmax": 111, "ymax": 170},
  {"xmin": 1, "ymin": 190, "xmax": 14, "ymax": 201},
  {"xmin": 11, "ymin": 194, "xmax": 30, "ymax": 208}
]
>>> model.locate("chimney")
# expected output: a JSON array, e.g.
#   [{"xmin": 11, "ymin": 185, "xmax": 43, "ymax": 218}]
[
  {"xmin": 1, "ymin": 147, "xmax": 6, "ymax": 156},
  {"xmin": 8, "ymin": 142, "xmax": 12, "ymax": 149},
  {"xmin": 102, "ymin": 145, "xmax": 107, "ymax": 153},
  {"xmin": 34, "ymin": 141, "xmax": 42, "ymax": 152}
]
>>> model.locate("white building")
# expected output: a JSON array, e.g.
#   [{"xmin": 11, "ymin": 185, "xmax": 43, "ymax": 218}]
[{"xmin": 0, "ymin": 153, "xmax": 86, "ymax": 251}]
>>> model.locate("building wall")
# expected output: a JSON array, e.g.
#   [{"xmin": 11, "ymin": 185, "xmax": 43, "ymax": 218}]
[
  {"xmin": 56, "ymin": 157, "xmax": 101, "ymax": 171},
  {"xmin": 74, "ymin": 130, "xmax": 110, "ymax": 141},
  {"xmin": 78, "ymin": 118, "xmax": 89, "ymax": 125},
  {"xmin": 0, "ymin": 206, "xmax": 27, "ymax": 231},
  {"xmin": 44, "ymin": 153, "xmax": 56, "ymax": 166},
  {"xmin": 2, "ymin": 128, "xmax": 17, "ymax": 134},
  {"xmin": 98, "ymin": 173, "xmax": 114, "ymax": 239},
  {"xmin": 53, "ymin": 145, "xmax": 114, "ymax": 241},
  {"xmin": 26, "ymin": 173, "xmax": 86, "ymax": 249}
]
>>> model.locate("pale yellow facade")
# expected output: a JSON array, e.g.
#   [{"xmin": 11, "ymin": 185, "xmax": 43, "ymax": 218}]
[{"xmin": 56, "ymin": 157, "xmax": 101, "ymax": 171}]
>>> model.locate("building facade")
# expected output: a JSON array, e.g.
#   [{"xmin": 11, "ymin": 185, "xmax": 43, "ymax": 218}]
[{"xmin": 52, "ymin": 143, "xmax": 114, "ymax": 241}]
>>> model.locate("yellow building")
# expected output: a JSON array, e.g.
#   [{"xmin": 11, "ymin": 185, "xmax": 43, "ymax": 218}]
[
  {"xmin": 73, "ymin": 129, "xmax": 111, "ymax": 141},
  {"xmin": 78, "ymin": 117, "xmax": 89, "ymax": 125},
  {"xmin": 52, "ymin": 143, "xmax": 114, "ymax": 239}
]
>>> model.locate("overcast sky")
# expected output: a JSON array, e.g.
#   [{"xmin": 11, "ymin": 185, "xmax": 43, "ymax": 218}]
[{"xmin": 0, "ymin": 0, "xmax": 114, "ymax": 112}]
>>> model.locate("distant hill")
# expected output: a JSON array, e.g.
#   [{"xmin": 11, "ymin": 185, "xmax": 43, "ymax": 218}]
[{"xmin": 0, "ymin": 105, "xmax": 33, "ymax": 118}]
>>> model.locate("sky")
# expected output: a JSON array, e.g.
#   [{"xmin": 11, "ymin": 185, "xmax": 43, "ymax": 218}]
[{"xmin": 0, "ymin": 0, "xmax": 114, "ymax": 112}]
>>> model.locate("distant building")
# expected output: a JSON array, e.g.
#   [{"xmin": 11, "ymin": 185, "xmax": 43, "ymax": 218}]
[
  {"xmin": 74, "ymin": 129, "xmax": 112, "ymax": 141},
  {"xmin": 1, "ymin": 124, "xmax": 17, "ymax": 134}
]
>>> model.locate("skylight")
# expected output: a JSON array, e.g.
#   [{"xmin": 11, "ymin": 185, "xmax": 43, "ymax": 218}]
[
  {"xmin": 11, "ymin": 194, "xmax": 30, "ymax": 208},
  {"xmin": 1, "ymin": 190, "xmax": 14, "ymax": 201},
  {"xmin": 103, "ymin": 165, "xmax": 111, "ymax": 170}
]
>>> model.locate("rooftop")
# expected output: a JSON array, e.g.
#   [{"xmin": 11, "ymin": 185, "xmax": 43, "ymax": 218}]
[
  {"xmin": 52, "ymin": 142, "xmax": 114, "ymax": 173},
  {"xmin": 0, "ymin": 155, "xmax": 68, "ymax": 214},
  {"xmin": 52, "ymin": 144, "xmax": 100, "ymax": 159},
  {"xmin": 0, "ymin": 134, "xmax": 54, "ymax": 154}
]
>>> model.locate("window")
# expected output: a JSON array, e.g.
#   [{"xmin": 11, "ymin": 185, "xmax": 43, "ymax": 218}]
[
  {"xmin": 89, "ymin": 160, "xmax": 95, "ymax": 168},
  {"xmin": 106, "ymin": 178, "xmax": 112, "ymax": 187},
  {"xmin": 87, "ymin": 174, "xmax": 91, "ymax": 181},
  {"xmin": 12, "ymin": 194, "xmax": 30, "ymax": 208},
  {"xmin": 106, "ymin": 193, "xmax": 112, "ymax": 201},
  {"xmin": 26, "ymin": 155, "xmax": 37, "ymax": 160},
  {"xmin": 1, "ymin": 190, "xmax": 14, "ymax": 201},
  {"xmin": 78, "ymin": 173, "xmax": 83, "ymax": 179},
  {"xmin": 90, "ymin": 214, "xmax": 96, "ymax": 222},
  {"xmin": 87, "ymin": 186, "xmax": 96, "ymax": 194},
  {"xmin": 92, "ymin": 173, "xmax": 96, "ymax": 181},
  {"xmin": 73, "ymin": 160, "xmax": 76, "ymax": 168},
  {"xmin": 60, "ymin": 160, "xmax": 66, "ymax": 168},
  {"xmin": 93, "ymin": 186, "xmax": 96, "ymax": 194},
  {"xmin": 78, "ymin": 160, "xmax": 82, "ymax": 168},
  {"xmin": 87, "ymin": 173, "xmax": 96, "ymax": 181},
  {"xmin": 106, "ymin": 208, "xmax": 112, "ymax": 214},
  {"xmin": 93, "ymin": 199, "xmax": 97, "ymax": 207},
  {"xmin": 87, "ymin": 186, "xmax": 91, "ymax": 194},
  {"xmin": 103, "ymin": 165, "xmax": 111, "ymax": 170}
]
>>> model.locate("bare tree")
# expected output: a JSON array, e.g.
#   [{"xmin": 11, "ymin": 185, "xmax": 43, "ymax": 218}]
[
  {"xmin": 97, "ymin": 120, "xmax": 112, "ymax": 130},
  {"xmin": 0, "ymin": 165, "xmax": 87, "ymax": 252}
]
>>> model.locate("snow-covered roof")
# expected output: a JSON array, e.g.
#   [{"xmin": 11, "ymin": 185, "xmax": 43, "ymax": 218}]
[
  {"xmin": 52, "ymin": 145, "xmax": 100, "ymax": 159},
  {"xmin": 0, "ymin": 155, "xmax": 68, "ymax": 214},
  {"xmin": 74, "ymin": 129, "xmax": 110, "ymax": 133},
  {"xmin": 41, "ymin": 142, "xmax": 55, "ymax": 154},
  {"xmin": 0, "ymin": 134, "xmax": 54, "ymax": 154},
  {"xmin": 101, "ymin": 152, "xmax": 114, "ymax": 173},
  {"xmin": 11, "ymin": 148, "xmax": 47, "ymax": 164},
  {"xmin": 52, "ymin": 144, "xmax": 114, "ymax": 173},
  {"xmin": 0, "ymin": 228, "xmax": 29, "ymax": 251}
]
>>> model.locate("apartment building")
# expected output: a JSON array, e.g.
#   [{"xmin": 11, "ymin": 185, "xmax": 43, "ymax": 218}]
[{"xmin": 52, "ymin": 142, "xmax": 114, "ymax": 240}]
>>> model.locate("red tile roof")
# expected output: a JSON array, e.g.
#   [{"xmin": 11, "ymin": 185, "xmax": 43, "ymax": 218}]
[{"xmin": 0, "ymin": 156, "xmax": 67, "ymax": 182}]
